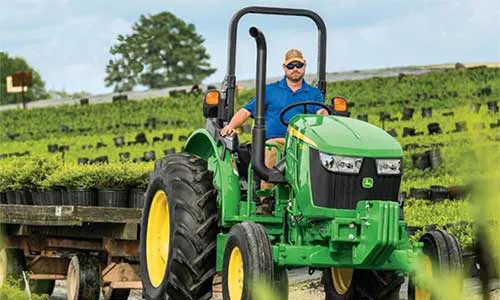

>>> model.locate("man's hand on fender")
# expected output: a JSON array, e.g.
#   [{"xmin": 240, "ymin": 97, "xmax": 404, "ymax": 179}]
[
  {"xmin": 316, "ymin": 108, "xmax": 329, "ymax": 115},
  {"xmin": 221, "ymin": 125, "xmax": 237, "ymax": 136}
]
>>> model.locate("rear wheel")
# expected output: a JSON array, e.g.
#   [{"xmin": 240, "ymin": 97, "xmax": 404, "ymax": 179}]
[
  {"xmin": 222, "ymin": 222, "xmax": 274, "ymax": 300},
  {"xmin": 322, "ymin": 268, "xmax": 403, "ymax": 299},
  {"xmin": 140, "ymin": 153, "xmax": 218, "ymax": 300},
  {"xmin": 408, "ymin": 230, "xmax": 463, "ymax": 300}
]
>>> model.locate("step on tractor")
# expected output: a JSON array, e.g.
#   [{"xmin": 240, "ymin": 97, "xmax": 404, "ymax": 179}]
[{"xmin": 139, "ymin": 6, "xmax": 463, "ymax": 300}]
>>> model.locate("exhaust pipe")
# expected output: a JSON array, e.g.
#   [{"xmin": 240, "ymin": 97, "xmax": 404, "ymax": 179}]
[{"xmin": 249, "ymin": 26, "xmax": 272, "ymax": 181}]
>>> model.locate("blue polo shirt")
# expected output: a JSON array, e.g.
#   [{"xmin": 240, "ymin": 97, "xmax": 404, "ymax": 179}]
[{"xmin": 243, "ymin": 77, "xmax": 324, "ymax": 139}]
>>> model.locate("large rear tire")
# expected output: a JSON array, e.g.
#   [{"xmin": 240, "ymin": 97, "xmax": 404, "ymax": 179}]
[
  {"xmin": 222, "ymin": 222, "xmax": 274, "ymax": 300},
  {"xmin": 407, "ymin": 230, "xmax": 463, "ymax": 300},
  {"xmin": 140, "ymin": 153, "xmax": 218, "ymax": 300},
  {"xmin": 322, "ymin": 268, "xmax": 403, "ymax": 300}
]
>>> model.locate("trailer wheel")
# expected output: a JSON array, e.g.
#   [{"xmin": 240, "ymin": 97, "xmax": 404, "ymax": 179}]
[
  {"xmin": 408, "ymin": 230, "xmax": 463, "ymax": 300},
  {"xmin": 30, "ymin": 279, "xmax": 56, "ymax": 296},
  {"xmin": 140, "ymin": 153, "xmax": 218, "ymax": 300},
  {"xmin": 222, "ymin": 222, "xmax": 274, "ymax": 300},
  {"xmin": 0, "ymin": 248, "xmax": 26, "ymax": 288},
  {"xmin": 66, "ymin": 254, "xmax": 101, "ymax": 300},
  {"xmin": 322, "ymin": 268, "xmax": 403, "ymax": 299},
  {"xmin": 102, "ymin": 286, "xmax": 130, "ymax": 300}
]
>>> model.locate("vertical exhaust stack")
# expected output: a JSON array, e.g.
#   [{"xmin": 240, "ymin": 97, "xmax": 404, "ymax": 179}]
[{"xmin": 249, "ymin": 26, "xmax": 272, "ymax": 181}]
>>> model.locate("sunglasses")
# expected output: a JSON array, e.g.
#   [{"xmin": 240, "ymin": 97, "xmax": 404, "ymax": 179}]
[{"xmin": 285, "ymin": 62, "xmax": 304, "ymax": 70}]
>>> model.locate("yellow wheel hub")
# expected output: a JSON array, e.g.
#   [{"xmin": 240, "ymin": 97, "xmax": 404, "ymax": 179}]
[
  {"xmin": 146, "ymin": 190, "xmax": 170, "ymax": 288},
  {"xmin": 228, "ymin": 246, "xmax": 244, "ymax": 300},
  {"xmin": 331, "ymin": 268, "xmax": 353, "ymax": 295},
  {"xmin": 415, "ymin": 255, "xmax": 433, "ymax": 300},
  {"xmin": 0, "ymin": 249, "xmax": 7, "ymax": 287}
]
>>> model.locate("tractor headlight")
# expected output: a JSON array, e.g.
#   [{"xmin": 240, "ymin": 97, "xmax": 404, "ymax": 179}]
[
  {"xmin": 319, "ymin": 152, "xmax": 363, "ymax": 174},
  {"xmin": 375, "ymin": 159, "xmax": 401, "ymax": 175}
]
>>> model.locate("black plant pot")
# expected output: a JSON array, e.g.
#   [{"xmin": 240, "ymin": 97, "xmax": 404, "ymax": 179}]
[
  {"xmin": 178, "ymin": 135, "xmax": 188, "ymax": 142},
  {"xmin": 379, "ymin": 112, "xmax": 391, "ymax": 122},
  {"xmin": 48, "ymin": 144, "xmax": 58, "ymax": 153},
  {"xmin": 357, "ymin": 114, "xmax": 368, "ymax": 122},
  {"xmin": 406, "ymin": 226, "xmax": 423, "ymax": 236},
  {"xmin": 455, "ymin": 121, "xmax": 468, "ymax": 132},
  {"xmin": 402, "ymin": 108, "xmax": 414, "ymax": 120},
  {"xmin": 61, "ymin": 188, "xmax": 69, "ymax": 205},
  {"xmin": 135, "ymin": 132, "xmax": 148, "ymax": 144},
  {"xmin": 403, "ymin": 143, "xmax": 419, "ymax": 151},
  {"xmin": 164, "ymin": 148, "xmax": 176, "ymax": 156},
  {"xmin": 67, "ymin": 188, "xmax": 97, "ymax": 206},
  {"xmin": 0, "ymin": 192, "xmax": 6, "ymax": 204},
  {"xmin": 442, "ymin": 111, "xmax": 454, "ymax": 117},
  {"xmin": 31, "ymin": 190, "xmax": 43, "ymax": 205},
  {"xmin": 412, "ymin": 153, "xmax": 431, "ymax": 170},
  {"xmin": 6, "ymin": 190, "xmax": 32, "ymax": 205},
  {"xmin": 387, "ymin": 129, "xmax": 397, "ymax": 137},
  {"xmin": 427, "ymin": 149, "xmax": 442, "ymax": 170},
  {"xmin": 80, "ymin": 98, "xmax": 89, "ymax": 105},
  {"xmin": 487, "ymin": 101, "xmax": 499, "ymax": 113},
  {"xmin": 114, "ymin": 136, "xmax": 125, "ymax": 147},
  {"xmin": 448, "ymin": 185, "xmax": 469, "ymax": 200},
  {"xmin": 119, "ymin": 152, "xmax": 130, "ymax": 162},
  {"xmin": 409, "ymin": 188, "xmax": 430, "ymax": 200},
  {"xmin": 129, "ymin": 188, "xmax": 146, "ymax": 209},
  {"xmin": 427, "ymin": 122, "xmax": 442, "ymax": 135},
  {"xmin": 163, "ymin": 133, "xmax": 173, "ymax": 141},
  {"xmin": 402, "ymin": 127, "xmax": 416, "ymax": 137},
  {"xmin": 421, "ymin": 107, "xmax": 432, "ymax": 118},
  {"xmin": 45, "ymin": 189, "xmax": 63, "ymax": 205},
  {"xmin": 98, "ymin": 188, "xmax": 129, "ymax": 208},
  {"xmin": 143, "ymin": 151, "xmax": 156, "ymax": 162},
  {"xmin": 78, "ymin": 158, "xmax": 90, "ymax": 165},
  {"xmin": 430, "ymin": 185, "xmax": 449, "ymax": 202}
]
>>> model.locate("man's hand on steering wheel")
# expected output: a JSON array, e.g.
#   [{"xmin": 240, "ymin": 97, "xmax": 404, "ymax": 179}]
[{"xmin": 279, "ymin": 101, "xmax": 333, "ymax": 126}]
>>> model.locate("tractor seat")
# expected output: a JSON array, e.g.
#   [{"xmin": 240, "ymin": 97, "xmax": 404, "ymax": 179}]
[{"xmin": 236, "ymin": 143, "xmax": 252, "ymax": 181}]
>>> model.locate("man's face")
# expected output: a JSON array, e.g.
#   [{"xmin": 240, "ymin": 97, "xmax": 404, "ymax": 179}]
[{"xmin": 283, "ymin": 60, "xmax": 306, "ymax": 83}]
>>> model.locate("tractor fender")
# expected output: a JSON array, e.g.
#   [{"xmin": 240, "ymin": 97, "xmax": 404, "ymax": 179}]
[{"xmin": 184, "ymin": 129, "xmax": 241, "ymax": 225}]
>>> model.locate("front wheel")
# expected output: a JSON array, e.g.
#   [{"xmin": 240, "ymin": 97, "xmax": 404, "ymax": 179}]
[
  {"xmin": 408, "ymin": 230, "xmax": 463, "ymax": 300},
  {"xmin": 322, "ymin": 268, "xmax": 403, "ymax": 300},
  {"xmin": 222, "ymin": 222, "xmax": 274, "ymax": 300}
]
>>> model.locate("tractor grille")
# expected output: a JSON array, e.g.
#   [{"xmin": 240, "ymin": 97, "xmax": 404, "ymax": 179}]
[{"xmin": 309, "ymin": 148, "xmax": 401, "ymax": 209}]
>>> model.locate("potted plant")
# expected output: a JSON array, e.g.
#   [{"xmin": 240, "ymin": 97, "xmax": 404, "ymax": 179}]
[
  {"xmin": 128, "ymin": 164, "xmax": 151, "ymax": 209},
  {"xmin": 96, "ymin": 164, "xmax": 130, "ymax": 208},
  {"xmin": 50, "ymin": 165, "xmax": 99, "ymax": 206}
]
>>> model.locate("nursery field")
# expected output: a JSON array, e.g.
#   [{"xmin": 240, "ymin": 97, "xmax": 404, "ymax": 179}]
[{"xmin": 0, "ymin": 66, "xmax": 499, "ymax": 253}]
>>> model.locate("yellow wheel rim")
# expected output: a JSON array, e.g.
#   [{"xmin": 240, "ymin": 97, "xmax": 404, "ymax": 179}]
[
  {"xmin": 415, "ymin": 256, "xmax": 432, "ymax": 300},
  {"xmin": 228, "ymin": 246, "xmax": 244, "ymax": 300},
  {"xmin": 146, "ymin": 190, "xmax": 170, "ymax": 288},
  {"xmin": 0, "ymin": 249, "xmax": 7, "ymax": 288},
  {"xmin": 331, "ymin": 268, "xmax": 353, "ymax": 295}
]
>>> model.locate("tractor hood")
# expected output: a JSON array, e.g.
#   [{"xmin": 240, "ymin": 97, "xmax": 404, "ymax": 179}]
[{"xmin": 288, "ymin": 115, "xmax": 403, "ymax": 157}]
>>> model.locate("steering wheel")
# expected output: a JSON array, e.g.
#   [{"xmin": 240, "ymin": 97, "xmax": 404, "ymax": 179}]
[{"xmin": 279, "ymin": 101, "xmax": 333, "ymax": 126}]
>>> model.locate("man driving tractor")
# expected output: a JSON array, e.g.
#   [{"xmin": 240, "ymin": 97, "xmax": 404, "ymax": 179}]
[{"xmin": 220, "ymin": 48, "xmax": 328, "ymax": 213}]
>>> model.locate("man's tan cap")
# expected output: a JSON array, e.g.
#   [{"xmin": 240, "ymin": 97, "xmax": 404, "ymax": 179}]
[{"xmin": 284, "ymin": 48, "xmax": 305, "ymax": 65}]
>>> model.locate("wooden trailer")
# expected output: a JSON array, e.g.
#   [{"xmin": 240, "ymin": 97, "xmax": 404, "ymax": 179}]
[{"xmin": 0, "ymin": 204, "xmax": 142, "ymax": 299}]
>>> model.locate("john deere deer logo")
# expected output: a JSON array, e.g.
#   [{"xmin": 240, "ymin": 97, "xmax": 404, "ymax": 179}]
[{"xmin": 362, "ymin": 177, "xmax": 374, "ymax": 189}]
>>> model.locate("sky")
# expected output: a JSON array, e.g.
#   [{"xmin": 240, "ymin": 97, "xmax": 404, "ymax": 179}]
[{"xmin": 1, "ymin": 0, "xmax": 499, "ymax": 94}]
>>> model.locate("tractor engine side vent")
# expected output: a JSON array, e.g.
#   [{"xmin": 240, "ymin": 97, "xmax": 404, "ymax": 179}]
[{"xmin": 309, "ymin": 148, "xmax": 401, "ymax": 209}]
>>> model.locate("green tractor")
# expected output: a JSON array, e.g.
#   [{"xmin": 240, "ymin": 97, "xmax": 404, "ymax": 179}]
[{"xmin": 139, "ymin": 6, "xmax": 463, "ymax": 300}]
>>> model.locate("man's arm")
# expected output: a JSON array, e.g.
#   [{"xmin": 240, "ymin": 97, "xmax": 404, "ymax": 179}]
[{"xmin": 220, "ymin": 108, "xmax": 252, "ymax": 136}]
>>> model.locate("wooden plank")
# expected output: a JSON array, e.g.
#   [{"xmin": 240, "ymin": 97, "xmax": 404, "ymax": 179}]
[
  {"xmin": 0, "ymin": 204, "xmax": 142, "ymax": 226},
  {"xmin": 110, "ymin": 281, "xmax": 142, "ymax": 289},
  {"xmin": 10, "ymin": 223, "xmax": 138, "ymax": 240},
  {"xmin": 29, "ymin": 274, "xmax": 66, "ymax": 280}
]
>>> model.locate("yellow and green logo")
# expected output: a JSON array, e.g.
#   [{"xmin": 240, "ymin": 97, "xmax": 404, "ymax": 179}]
[{"xmin": 362, "ymin": 177, "xmax": 374, "ymax": 189}]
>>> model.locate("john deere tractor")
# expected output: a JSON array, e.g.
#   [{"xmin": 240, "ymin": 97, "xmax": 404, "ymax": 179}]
[{"xmin": 139, "ymin": 6, "xmax": 463, "ymax": 300}]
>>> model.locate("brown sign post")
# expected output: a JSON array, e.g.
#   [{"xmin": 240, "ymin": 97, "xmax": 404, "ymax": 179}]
[{"xmin": 11, "ymin": 71, "xmax": 33, "ymax": 109}]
